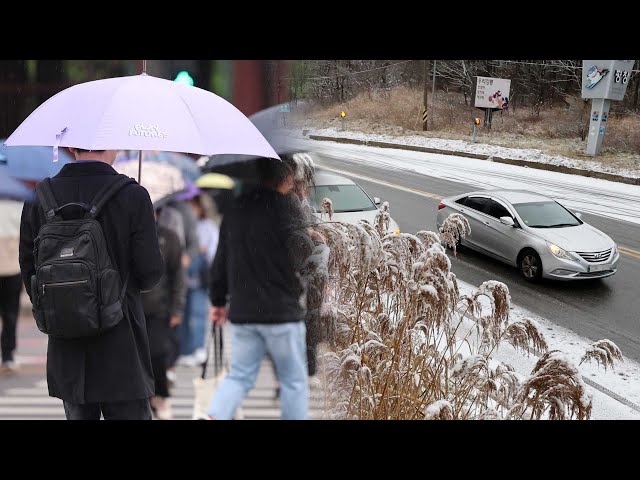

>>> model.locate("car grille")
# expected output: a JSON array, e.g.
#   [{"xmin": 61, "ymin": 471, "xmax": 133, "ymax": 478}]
[
  {"xmin": 575, "ymin": 248, "xmax": 612, "ymax": 263},
  {"xmin": 576, "ymin": 270, "xmax": 615, "ymax": 278}
]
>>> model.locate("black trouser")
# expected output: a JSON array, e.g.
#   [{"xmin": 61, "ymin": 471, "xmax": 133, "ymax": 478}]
[
  {"xmin": 63, "ymin": 399, "xmax": 152, "ymax": 420},
  {"xmin": 146, "ymin": 315, "xmax": 170, "ymax": 398},
  {"xmin": 307, "ymin": 343, "xmax": 318, "ymax": 377},
  {"xmin": 0, "ymin": 274, "xmax": 22, "ymax": 363},
  {"xmin": 167, "ymin": 324, "xmax": 180, "ymax": 369}
]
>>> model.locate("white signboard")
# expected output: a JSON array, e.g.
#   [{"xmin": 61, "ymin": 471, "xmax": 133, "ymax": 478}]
[{"xmin": 474, "ymin": 76, "xmax": 511, "ymax": 109}]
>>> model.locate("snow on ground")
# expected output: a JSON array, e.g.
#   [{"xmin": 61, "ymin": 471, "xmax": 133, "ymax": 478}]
[
  {"xmin": 292, "ymin": 127, "xmax": 640, "ymax": 180},
  {"xmin": 291, "ymin": 135, "xmax": 640, "ymax": 226},
  {"xmin": 456, "ymin": 279, "xmax": 640, "ymax": 420}
]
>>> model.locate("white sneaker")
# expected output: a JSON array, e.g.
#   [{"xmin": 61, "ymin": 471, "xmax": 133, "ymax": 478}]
[
  {"xmin": 193, "ymin": 348, "xmax": 207, "ymax": 364},
  {"xmin": 166, "ymin": 369, "xmax": 177, "ymax": 387},
  {"xmin": 177, "ymin": 355, "xmax": 197, "ymax": 367},
  {"xmin": 1, "ymin": 360, "xmax": 19, "ymax": 371}
]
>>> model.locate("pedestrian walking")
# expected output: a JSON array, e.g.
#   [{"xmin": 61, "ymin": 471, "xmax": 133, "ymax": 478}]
[
  {"xmin": 142, "ymin": 208, "xmax": 186, "ymax": 420},
  {"xmin": 180, "ymin": 192, "xmax": 219, "ymax": 365},
  {"xmin": 19, "ymin": 148, "xmax": 164, "ymax": 420},
  {"xmin": 206, "ymin": 157, "xmax": 309, "ymax": 420},
  {"xmin": 0, "ymin": 198, "xmax": 24, "ymax": 371}
]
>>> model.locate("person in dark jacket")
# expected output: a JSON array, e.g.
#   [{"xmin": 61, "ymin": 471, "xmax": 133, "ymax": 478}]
[
  {"xmin": 142, "ymin": 209, "xmax": 186, "ymax": 420},
  {"xmin": 164, "ymin": 199, "xmax": 199, "ymax": 371},
  {"xmin": 19, "ymin": 148, "xmax": 164, "ymax": 420},
  {"xmin": 206, "ymin": 157, "xmax": 309, "ymax": 420}
]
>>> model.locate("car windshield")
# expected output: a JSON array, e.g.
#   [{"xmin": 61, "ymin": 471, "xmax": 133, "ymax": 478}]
[
  {"xmin": 513, "ymin": 201, "xmax": 581, "ymax": 228},
  {"xmin": 311, "ymin": 184, "xmax": 377, "ymax": 213}
]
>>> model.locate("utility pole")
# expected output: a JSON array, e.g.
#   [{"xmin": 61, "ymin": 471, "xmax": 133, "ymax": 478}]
[
  {"xmin": 422, "ymin": 60, "xmax": 430, "ymax": 131},
  {"xmin": 430, "ymin": 60, "xmax": 437, "ymax": 130}
]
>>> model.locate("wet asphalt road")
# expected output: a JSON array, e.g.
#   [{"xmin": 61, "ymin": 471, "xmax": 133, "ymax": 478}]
[{"xmin": 309, "ymin": 150, "xmax": 640, "ymax": 363}]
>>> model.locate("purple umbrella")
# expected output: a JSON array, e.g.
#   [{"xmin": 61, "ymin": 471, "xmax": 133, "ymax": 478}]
[{"xmin": 3, "ymin": 72, "xmax": 279, "ymax": 183}]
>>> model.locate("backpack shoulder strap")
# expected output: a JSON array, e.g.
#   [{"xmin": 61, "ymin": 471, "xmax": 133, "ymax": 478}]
[
  {"xmin": 88, "ymin": 174, "xmax": 136, "ymax": 219},
  {"xmin": 35, "ymin": 178, "xmax": 60, "ymax": 222}
]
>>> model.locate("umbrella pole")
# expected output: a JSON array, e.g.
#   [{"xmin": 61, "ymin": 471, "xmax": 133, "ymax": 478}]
[{"xmin": 138, "ymin": 150, "xmax": 142, "ymax": 183}]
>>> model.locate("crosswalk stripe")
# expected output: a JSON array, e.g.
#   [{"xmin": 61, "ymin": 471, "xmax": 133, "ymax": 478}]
[{"xmin": 0, "ymin": 329, "xmax": 327, "ymax": 420}]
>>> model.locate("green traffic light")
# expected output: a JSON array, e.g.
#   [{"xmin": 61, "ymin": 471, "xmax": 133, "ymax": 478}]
[{"xmin": 174, "ymin": 71, "xmax": 194, "ymax": 86}]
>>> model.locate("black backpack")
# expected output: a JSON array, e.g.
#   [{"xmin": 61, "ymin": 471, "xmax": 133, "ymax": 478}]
[{"xmin": 30, "ymin": 175, "xmax": 136, "ymax": 339}]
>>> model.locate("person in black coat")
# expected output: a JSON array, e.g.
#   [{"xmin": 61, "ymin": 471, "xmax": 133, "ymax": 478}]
[
  {"xmin": 18, "ymin": 149, "xmax": 165, "ymax": 420},
  {"xmin": 141, "ymin": 212, "xmax": 186, "ymax": 420}
]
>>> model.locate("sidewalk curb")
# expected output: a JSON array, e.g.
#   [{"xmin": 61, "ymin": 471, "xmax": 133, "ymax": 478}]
[{"xmin": 308, "ymin": 134, "xmax": 640, "ymax": 187}]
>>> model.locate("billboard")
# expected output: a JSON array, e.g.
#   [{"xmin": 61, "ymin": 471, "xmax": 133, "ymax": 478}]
[
  {"xmin": 582, "ymin": 60, "xmax": 635, "ymax": 100},
  {"xmin": 474, "ymin": 76, "xmax": 511, "ymax": 109}
]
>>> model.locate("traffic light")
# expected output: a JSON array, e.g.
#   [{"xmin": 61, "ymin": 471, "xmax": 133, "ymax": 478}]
[{"xmin": 174, "ymin": 71, "xmax": 194, "ymax": 86}]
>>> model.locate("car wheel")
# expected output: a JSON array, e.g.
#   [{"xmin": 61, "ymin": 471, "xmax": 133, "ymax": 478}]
[{"xmin": 519, "ymin": 249, "xmax": 542, "ymax": 282}]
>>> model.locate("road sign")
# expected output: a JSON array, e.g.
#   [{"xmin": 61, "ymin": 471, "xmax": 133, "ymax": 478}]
[
  {"xmin": 422, "ymin": 108, "xmax": 428, "ymax": 123},
  {"xmin": 340, "ymin": 111, "xmax": 346, "ymax": 118},
  {"xmin": 474, "ymin": 76, "xmax": 511, "ymax": 109}
]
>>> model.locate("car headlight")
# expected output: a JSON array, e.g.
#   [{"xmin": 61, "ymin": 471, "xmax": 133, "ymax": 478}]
[{"xmin": 547, "ymin": 242, "xmax": 574, "ymax": 260}]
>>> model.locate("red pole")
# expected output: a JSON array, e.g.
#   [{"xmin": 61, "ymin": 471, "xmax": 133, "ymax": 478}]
[{"xmin": 232, "ymin": 60, "xmax": 264, "ymax": 116}]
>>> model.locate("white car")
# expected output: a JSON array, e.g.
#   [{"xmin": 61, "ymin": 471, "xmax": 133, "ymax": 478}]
[{"xmin": 310, "ymin": 170, "xmax": 400, "ymax": 234}]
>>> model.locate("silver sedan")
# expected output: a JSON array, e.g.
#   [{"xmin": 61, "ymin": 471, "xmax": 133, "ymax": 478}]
[
  {"xmin": 310, "ymin": 170, "xmax": 401, "ymax": 234},
  {"xmin": 436, "ymin": 190, "xmax": 620, "ymax": 281}
]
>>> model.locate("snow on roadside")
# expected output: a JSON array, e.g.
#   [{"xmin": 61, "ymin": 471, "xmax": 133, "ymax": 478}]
[
  {"xmin": 296, "ymin": 136, "xmax": 640, "ymax": 226},
  {"xmin": 288, "ymin": 127, "xmax": 640, "ymax": 180},
  {"xmin": 456, "ymin": 278, "xmax": 640, "ymax": 419}
]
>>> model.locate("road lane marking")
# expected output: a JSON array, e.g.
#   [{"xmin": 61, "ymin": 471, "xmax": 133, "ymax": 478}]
[
  {"xmin": 317, "ymin": 165, "xmax": 443, "ymax": 201},
  {"xmin": 317, "ymin": 163, "xmax": 640, "ymax": 262},
  {"xmin": 619, "ymin": 246, "xmax": 640, "ymax": 260}
]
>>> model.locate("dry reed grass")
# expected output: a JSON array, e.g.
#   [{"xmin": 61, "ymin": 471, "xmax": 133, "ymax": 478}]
[
  {"xmin": 302, "ymin": 204, "xmax": 624, "ymax": 420},
  {"xmin": 294, "ymin": 87, "xmax": 640, "ymax": 165}
]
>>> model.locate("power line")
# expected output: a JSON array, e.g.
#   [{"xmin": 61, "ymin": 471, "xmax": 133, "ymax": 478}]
[{"xmin": 492, "ymin": 59, "xmax": 640, "ymax": 73}]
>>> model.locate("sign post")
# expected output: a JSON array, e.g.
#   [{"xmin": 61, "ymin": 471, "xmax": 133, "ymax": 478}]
[
  {"xmin": 279, "ymin": 102, "xmax": 290, "ymax": 127},
  {"xmin": 340, "ymin": 111, "xmax": 346, "ymax": 130},
  {"xmin": 473, "ymin": 76, "xmax": 510, "ymax": 133},
  {"xmin": 472, "ymin": 118, "xmax": 481, "ymax": 143},
  {"xmin": 582, "ymin": 60, "xmax": 634, "ymax": 156}
]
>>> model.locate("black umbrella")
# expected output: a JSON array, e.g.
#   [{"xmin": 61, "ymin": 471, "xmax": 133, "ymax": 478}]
[{"xmin": 204, "ymin": 103, "xmax": 303, "ymax": 181}]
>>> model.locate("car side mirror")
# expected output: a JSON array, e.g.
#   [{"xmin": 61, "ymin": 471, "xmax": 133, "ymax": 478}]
[
  {"xmin": 374, "ymin": 196, "xmax": 381, "ymax": 205},
  {"xmin": 574, "ymin": 211, "xmax": 583, "ymax": 219},
  {"xmin": 499, "ymin": 216, "xmax": 515, "ymax": 227}
]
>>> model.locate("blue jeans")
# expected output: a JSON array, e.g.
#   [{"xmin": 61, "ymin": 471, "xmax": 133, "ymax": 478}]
[
  {"xmin": 207, "ymin": 322, "xmax": 309, "ymax": 420},
  {"xmin": 179, "ymin": 287, "xmax": 209, "ymax": 356}
]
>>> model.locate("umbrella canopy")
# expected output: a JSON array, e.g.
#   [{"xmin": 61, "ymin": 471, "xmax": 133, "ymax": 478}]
[
  {"xmin": 0, "ymin": 167, "xmax": 34, "ymax": 201},
  {"xmin": 195, "ymin": 173, "xmax": 235, "ymax": 190},
  {"xmin": 3, "ymin": 73, "xmax": 280, "ymax": 159},
  {"xmin": 205, "ymin": 103, "xmax": 301, "ymax": 178},
  {"xmin": 115, "ymin": 150, "xmax": 201, "ymax": 183},
  {"xmin": 174, "ymin": 180, "xmax": 202, "ymax": 201},
  {"xmin": 0, "ymin": 141, "xmax": 74, "ymax": 181},
  {"xmin": 113, "ymin": 159, "xmax": 185, "ymax": 205}
]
